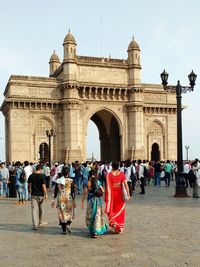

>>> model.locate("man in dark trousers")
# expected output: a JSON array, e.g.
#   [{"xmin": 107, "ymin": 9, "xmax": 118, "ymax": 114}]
[
  {"xmin": 153, "ymin": 160, "xmax": 162, "ymax": 187},
  {"xmin": 28, "ymin": 164, "xmax": 48, "ymax": 230},
  {"xmin": 138, "ymin": 159, "xmax": 145, "ymax": 194}
]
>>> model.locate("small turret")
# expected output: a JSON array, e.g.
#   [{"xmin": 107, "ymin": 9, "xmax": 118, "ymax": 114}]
[
  {"xmin": 62, "ymin": 30, "xmax": 78, "ymax": 82},
  {"xmin": 49, "ymin": 50, "xmax": 61, "ymax": 76},
  {"xmin": 127, "ymin": 37, "xmax": 140, "ymax": 65},
  {"xmin": 63, "ymin": 30, "xmax": 77, "ymax": 61},
  {"xmin": 127, "ymin": 37, "xmax": 141, "ymax": 85}
]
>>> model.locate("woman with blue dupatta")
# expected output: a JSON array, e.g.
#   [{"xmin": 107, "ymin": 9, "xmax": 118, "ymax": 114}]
[{"xmin": 81, "ymin": 167, "xmax": 108, "ymax": 238}]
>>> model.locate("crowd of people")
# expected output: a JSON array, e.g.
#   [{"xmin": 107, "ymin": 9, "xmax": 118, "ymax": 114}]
[{"xmin": 0, "ymin": 158, "xmax": 200, "ymax": 237}]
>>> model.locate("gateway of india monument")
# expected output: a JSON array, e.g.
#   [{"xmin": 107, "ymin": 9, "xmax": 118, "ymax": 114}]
[{"xmin": 1, "ymin": 31, "xmax": 177, "ymax": 163}]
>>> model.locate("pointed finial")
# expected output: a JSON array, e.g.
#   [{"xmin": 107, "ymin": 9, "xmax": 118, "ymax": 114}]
[
  {"xmin": 53, "ymin": 49, "xmax": 56, "ymax": 53},
  {"xmin": 68, "ymin": 28, "xmax": 70, "ymax": 33},
  {"xmin": 132, "ymin": 36, "xmax": 134, "ymax": 41}
]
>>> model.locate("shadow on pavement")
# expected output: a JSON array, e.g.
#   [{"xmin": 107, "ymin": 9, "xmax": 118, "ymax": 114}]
[{"xmin": 0, "ymin": 223, "xmax": 93, "ymax": 238}]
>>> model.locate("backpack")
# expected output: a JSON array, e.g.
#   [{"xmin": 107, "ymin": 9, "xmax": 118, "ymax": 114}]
[
  {"xmin": 188, "ymin": 169, "xmax": 196, "ymax": 185},
  {"xmin": 75, "ymin": 166, "xmax": 82, "ymax": 177},
  {"xmin": 131, "ymin": 166, "xmax": 136, "ymax": 181},
  {"xmin": 19, "ymin": 168, "xmax": 26, "ymax": 183},
  {"xmin": 102, "ymin": 167, "xmax": 107, "ymax": 178},
  {"xmin": 143, "ymin": 165, "xmax": 148, "ymax": 177}
]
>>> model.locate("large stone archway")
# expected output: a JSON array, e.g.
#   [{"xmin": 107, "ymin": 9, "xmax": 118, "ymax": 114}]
[
  {"xmin": 90, "ymin": 110, "xmax": 120, "ymax": 161},
  {"xmin": 1, "ymin": 31, "xmax": 177, "ymax": 163}
]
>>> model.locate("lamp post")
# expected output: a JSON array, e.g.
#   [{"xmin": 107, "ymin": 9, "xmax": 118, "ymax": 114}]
[
  {"xmin": 185, "ymin": 145, "xmax": 190, "ymax": 161},
  {"xmin": 46, "ymin": 129, "xmax": 54, "ymax": 167},
  {"xmin": 160, "ymin": 69, "xmax": 197, "ymax": 197}
]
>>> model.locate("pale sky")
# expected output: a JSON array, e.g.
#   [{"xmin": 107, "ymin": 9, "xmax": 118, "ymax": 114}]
[{"xmin": 1, "ymin": 0, "xmax": 200, "ymax": 161}]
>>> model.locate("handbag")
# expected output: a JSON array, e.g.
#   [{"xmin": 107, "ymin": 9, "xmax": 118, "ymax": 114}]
[
  {"xmin": 94, "ymin": 187, "xmax": 103, "ymax": 197},
  {"xmin": 122, "ymin": 182, "xmax": 129, "ymax": 201}
]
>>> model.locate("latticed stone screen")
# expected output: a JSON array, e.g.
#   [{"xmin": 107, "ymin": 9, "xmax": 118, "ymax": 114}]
[
  {"xmin": 148, "ymin": 121, "xmax": 163, "ymax": 135},
  {"xmin": 34, "ymin": 119, "xmax": 51, "ymax": 135}
]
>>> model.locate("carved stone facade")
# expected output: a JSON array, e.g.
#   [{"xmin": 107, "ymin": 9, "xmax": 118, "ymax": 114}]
[{"xmin": 1, "ymin": 31, "xmax": 177, "ymax": 163}]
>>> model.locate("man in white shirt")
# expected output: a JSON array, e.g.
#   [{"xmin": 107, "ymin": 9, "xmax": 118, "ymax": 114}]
[
  {"xmin": 183, "ymin": 161, "xmax": 191, "ymax": 187},
  {"xmin": 131, "ymin": 161, "xmax": 136, "ymax": 192},
  {"xmin": 24, "ymin": 161, "xmax": 33, "ymax": 201},
  {"xmin": 138, "ymin": 159, "xmax": 145, "ymax": 195},
  {"xmin": 0, "ymin": 162, "xmax": 9, "ymax": 197},
  {"xmin": 125, "ymin": 161, "xmax": 132, "ymax": 197}
]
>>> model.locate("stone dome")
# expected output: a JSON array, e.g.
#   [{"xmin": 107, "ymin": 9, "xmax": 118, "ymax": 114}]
[
  {"xmin": 49, "ymin": 51, "xmax": 60, "ymax": 62},
  {"xmin": 127, "ymin": 37, "xmax": 140, "ymax": 51},
  {"xmin": 63, "ymin": 30, "xmax": 76, "ymax": 45}
]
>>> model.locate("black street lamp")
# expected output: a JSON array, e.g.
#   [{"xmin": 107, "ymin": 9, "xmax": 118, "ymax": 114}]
[
  {"xmin": 185, "ymin": 145, "xmax": 190, "ymax": 161},
  {"xmin": 46, "ymin": 129, "xmax": 54, "ymax": 167},
  {"xmin": 160, "ymin": 69, "xmax": 197, "ymax": 197}
]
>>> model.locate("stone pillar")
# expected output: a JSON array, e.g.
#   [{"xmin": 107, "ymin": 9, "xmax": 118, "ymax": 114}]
[
  {"xmin": 9, "ymin": 109, "xmax": 31, "ymax": 162},
  {"xmin": 62, "ymin": 99, "xmax": 83, "ymax": 162},
  {"xmin": 5, "ymin": 112, "xmax": 11, "ymax": 162},
  {"xmin": 166, "ymin": 111, "xmax": 177, "ymax": 160},
  {"xmin": 126, "ymin": 89, "xmax": 145, "ymax": 160}
]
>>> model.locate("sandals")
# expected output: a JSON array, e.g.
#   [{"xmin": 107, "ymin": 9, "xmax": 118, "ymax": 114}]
[
  {"xmin": 111, "ymin": 224, "xmax": 121, "ymax": 234},
  {"xmin": 92, "ymin": 234, "xmax": 98, "ymax": 238}
]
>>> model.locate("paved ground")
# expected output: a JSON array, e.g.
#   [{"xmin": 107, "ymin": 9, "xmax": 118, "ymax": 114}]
[{"xmin": 0, "ymin": 182, "xmax": 200, "ymax": 267}]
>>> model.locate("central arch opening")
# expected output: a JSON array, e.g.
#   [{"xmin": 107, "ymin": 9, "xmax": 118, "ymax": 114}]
[
  {"xmin": 87, "ymin": 121, "xmax": 100, "ymax": 161},
  {"xmin": 87, "ymin": 110, "xmax": 121, "ymax": 161}
]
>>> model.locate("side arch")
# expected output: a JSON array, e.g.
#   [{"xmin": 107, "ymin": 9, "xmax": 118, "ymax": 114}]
[
  {"xmin": 31, "ymin": 117, "xmax": 55, "ymax": 162},
  {"xmin": 147, "ymin": 119, "xmax": 165, "ymax": 161}
]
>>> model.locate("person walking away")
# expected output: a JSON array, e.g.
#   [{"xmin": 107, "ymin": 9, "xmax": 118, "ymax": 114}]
[
  {"xmin": 131, "ymin": 161, "xmax": 137, "ymax": 192},
  {"xmin": 171, "ymin": 161, "xmax": 177, "ymax": 181},
  {"xmin": 69, "ymin": 162, "xmax": 75, "ymax": 181},
  {"xmin": 153, "ymin": 160, "xmax": 162, "ymax": 187},
  {"xmin": 125, "ymin": 161, "xmax": 132, "ymax": 197},
  {"xmin": 0, "ymin": 162, "xmax": 9, "ymax": 197},
  {"xmin": 24, "ymin": 161, "xmax": 33, "ymax": 201},
  {"xmin": 56, "ymin": 162, "xmax": 63, "ymax": 178},
  {"xmin": 192, "ymin": 160, "xmax": 200, "ymax": 198},
  {"xmin": 44, "ymin": 162, "xmax": 51, "ymax": 192},
  {"xmin": 148, "ymin": 161, "xmax": 155, "ymax": 185},
  {"xmin": 143, "ymin": 160, "xmax": 149, "ymax": 185},
  {"xmin": 120, "ymin": 161, "xmax": 125, "ymax": 173},
  {"xmin": 105, "ymin": 162, "xmax": 130, "ymax": 234},
  {"xmin": 50, "ymin": 162, "xmax": 59, "ymax": 189},
  {"xmin": 81, "ymin": 168, "xmax": 107, "ymax": 238},
  {"xmin": 163, "ymin": 160, "xmax": 172, "ymax": 187},
  {"xmin": 82, "ymin": 162, "xmax": 91, "ymax": 189},
  {"xmin": 8, "ymin": 163, "xmax": 17, "ymax": 198},
  {"xmin": 98, "ymin": 162, "xmax": 107, "ymax": 187},
  {"xmin": 74, "ymin": 161, "xmax": 82, "ymax": 194},
  {"xmin": 52, "ymin": 167, "xmax": 75, "ymax": 234},
  {"xmin": 15, "ymin": 161, "xmax": 25, "ymax": 205},
  {"xmin": 137, "ymin": 160, "xmax": 145, "ymax": 194},
  {"xmin": 183, "ymin": 161, "xmax": 191, "ymax": 188},
  {"xmin": 28, "ymin": 164, "xmax": 48, "ymax": 230}
]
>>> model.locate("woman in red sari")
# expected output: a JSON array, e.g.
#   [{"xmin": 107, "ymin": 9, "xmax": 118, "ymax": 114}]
[{"xmin": 105, "ymin": 162, "xmax": 130, "ymax": 233}]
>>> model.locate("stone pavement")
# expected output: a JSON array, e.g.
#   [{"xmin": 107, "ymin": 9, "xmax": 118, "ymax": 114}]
[{"xmin": 0, "ymin": 182, "xmax": 200, "ymax": 267}]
